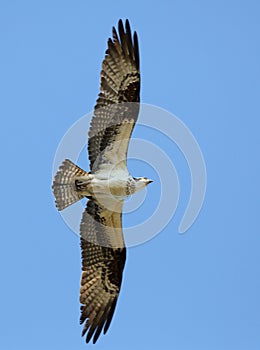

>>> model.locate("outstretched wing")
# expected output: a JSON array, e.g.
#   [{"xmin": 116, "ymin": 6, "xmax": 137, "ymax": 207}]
[
  {"xmin": 88, "ymin": 19, "xmax": 140, "ymax": 172},
  {"xmin": 79, "ymin": 198, "xmax": 126, "ymax": 343}
]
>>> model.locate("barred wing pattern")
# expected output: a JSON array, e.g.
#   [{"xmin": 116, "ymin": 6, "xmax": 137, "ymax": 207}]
[
  {"xmin": 88, "ymin": 19, "xmax": 140, "ymax": 172},
  {"xmin": 80, "ymin": 19, "xmax": 141, "ymax": 343},
  {"xmin": 80, "ymin": 199, "xmax": 126, "ymax": 343}
]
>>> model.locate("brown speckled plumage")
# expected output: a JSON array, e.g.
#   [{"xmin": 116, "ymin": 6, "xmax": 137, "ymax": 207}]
[{"xmin": 52, "ymin": 19, "xmax": 142, "ymax": 344}]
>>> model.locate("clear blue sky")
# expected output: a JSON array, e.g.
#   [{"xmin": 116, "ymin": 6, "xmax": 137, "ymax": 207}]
[{"xmin": 1, "ymin": 1, "xmax": 260, "ymax": 349}]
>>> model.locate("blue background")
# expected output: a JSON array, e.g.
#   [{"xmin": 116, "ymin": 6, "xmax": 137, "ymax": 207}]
[{"xmin": 1, "ymin": 1, "xmax": 259, "ymax": 349}]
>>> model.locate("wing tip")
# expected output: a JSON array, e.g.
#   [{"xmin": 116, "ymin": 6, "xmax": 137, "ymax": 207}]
[
  {"xmin": 81, "ymin": 300, "xmax": 117, "ymax": 344},
  {"xmin": 109, "ymin": 19, "xmax": 139, "ymax": 70}
]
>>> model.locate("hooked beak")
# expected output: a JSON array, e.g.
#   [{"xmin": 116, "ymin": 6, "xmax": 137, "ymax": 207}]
[{"xmin": 147, "ymin": 179, "xmax": 153, "ymax": 184}]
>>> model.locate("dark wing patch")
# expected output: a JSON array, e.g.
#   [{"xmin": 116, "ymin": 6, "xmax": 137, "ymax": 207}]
[
  {"xmin": 88, "ymin": 19, "xmax": 140, "ymax": 171},
  {"xmin": 80, "ymin": 198, "xmax": 126, "ymax": 344}
]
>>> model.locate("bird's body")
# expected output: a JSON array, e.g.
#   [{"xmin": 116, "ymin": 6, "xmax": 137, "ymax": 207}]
[
  {"xmin": 52, "ymin": 19, "xmax": 152, "ymax": 344},
  {"xmin": 76, "ymin": 169, "xmax": 148, "ymax": 198}
]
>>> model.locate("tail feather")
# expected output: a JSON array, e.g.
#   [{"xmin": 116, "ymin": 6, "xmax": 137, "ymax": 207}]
[{"xmin": 52, "ymin": 159, "xmax": 88, "ymax": 211}]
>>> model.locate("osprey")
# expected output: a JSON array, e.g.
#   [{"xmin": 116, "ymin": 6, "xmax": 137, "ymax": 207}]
[{"xmin": 52, "ymin": 19, "xmax": 152, "ymax": 344}]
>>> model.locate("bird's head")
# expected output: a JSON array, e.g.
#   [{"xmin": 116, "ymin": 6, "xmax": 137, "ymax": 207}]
[{"xmin": 133, "ymin": 177, "xmax": 153, "ymax": 192}]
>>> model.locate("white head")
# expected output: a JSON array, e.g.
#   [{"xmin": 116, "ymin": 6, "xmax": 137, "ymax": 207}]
[{"xmin": 133, "ymin": 177, "xmax": 153, "ymax": 193}]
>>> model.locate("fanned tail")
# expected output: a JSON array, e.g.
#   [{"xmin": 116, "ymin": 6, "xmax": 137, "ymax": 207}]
[{"xmin": 52, "ymin": 159, "xmax": 88, "ymax": 211}]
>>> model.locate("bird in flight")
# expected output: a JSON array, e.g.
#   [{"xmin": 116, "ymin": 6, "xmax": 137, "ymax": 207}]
[{"xmin": 52, "ymin": 19, "xmax": 153, "ymax": 344}]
